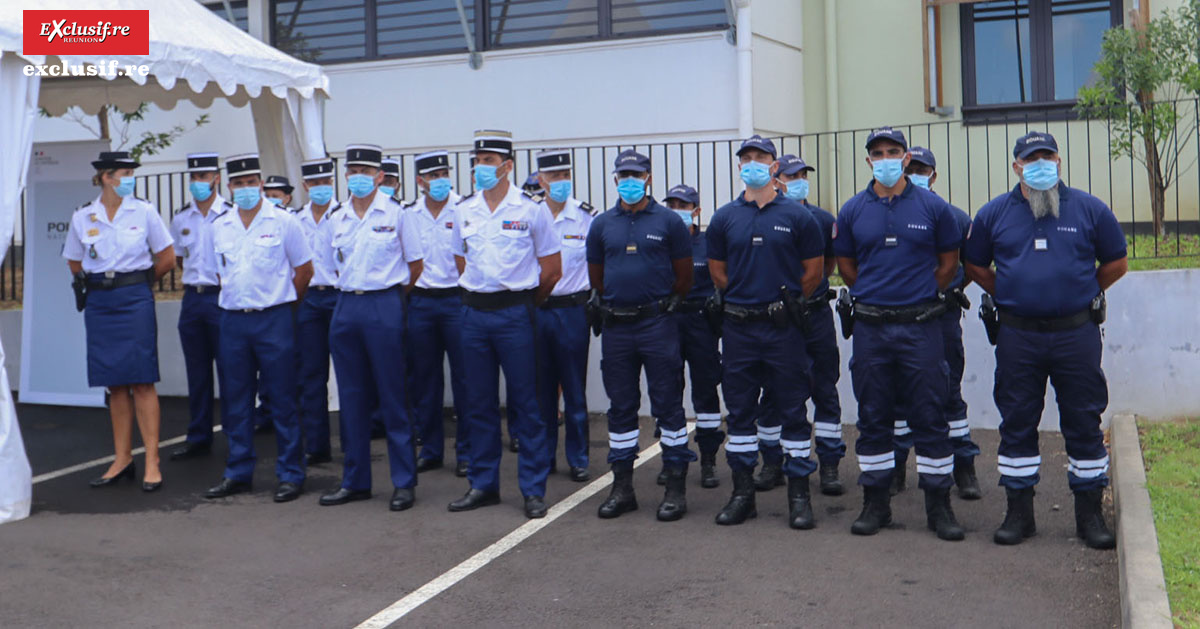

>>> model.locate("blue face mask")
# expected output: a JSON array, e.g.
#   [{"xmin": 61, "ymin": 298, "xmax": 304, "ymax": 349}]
[
  {"xmin": 347, "ymin": 174, "xmax": 376, "ymax": 198},
  {"xmin": 1020, "ymin": 159, "xmax": 1060, "ymax": 191},
  {"xmin": 474, "ymin": 164, "xmax": 500, "ymax": 191},
  {"xmin": 617, "ymin": 177, "xmax": 647, "ymax": 205},
  {"xmin": 908, "ymin": 173, "xmax": 931, "ymax": 190},
  {"xmin": 784, "ymin": 178, "xmax": 810, "ymax": 202},
  {"xmin": 872, "ymin": 158, "xmax": 904, "ymax": 187},
  {"xmin": 673, "ymin": 209, "xmax": 693, "ymax": 227},
  {"xmin": 378, "ymin": 185, "xmax": 396, "ymax": 199},
  {"xmin": 740, "ymin": 161, "xmax": 772, "ymax": 189},
  {"xmin": 232, "ymin": 186, "xmax": 261, "ymax": 210},
  {"xmin": 189, "ymin": 181, "xmax": 213, "ymax": 202},
  {"xmin": 309, "ymin": 184, "xmax": 334, "ymax": 206},
  {"xmin": 264, "ymin": 196, "xmax": 282, "ymax": 207},
  {"xmin": 427, "ymin": 177, "xmax": 453, "ymax": 202},
  {"xmin": 115, "ymin": 176, "xmax": 136, "ymax": 198},
  {"xmin": 548, "ymin": 180, "xmax": 572, "ymax": 203}
]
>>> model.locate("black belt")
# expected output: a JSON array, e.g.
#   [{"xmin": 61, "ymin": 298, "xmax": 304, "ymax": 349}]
[
  {"xmin": 340, "ymin": 285, "xmax": 401, "ymax": 296},
  {"xmin": 541, "ymin": 291, "xmax": 589, "ymax": 309},
  {"xmin": 86, "ymin": 269, "xmax": 152, "ymax": 290},
  {"xmin": 676, "ymin": 299, "xmax": 708, "ymax": 313},
  {"xmin": 412, "ymin": 286, "xmax": 462, "ymax": 298},
  {"xmin": 723, "ymin": 303, "xmax": 773, "ymax": 323},
  {"xmin": 184, "ymin": 284, "xmax": 219, "ymax": 294},
  {"xmin": 602, "ymin": 299, "xmax": 667, "ymax": 324},
  {"xmin": 999, "ymin": 309, "xmax": 1091, "ymax": 332},
  {"xmin": 853, "ymin": 300, "xmax": 947, "ymax": 324},
  {"xmin": 228, "ymin": 302, "xmax": 292, "ymax": 314},
  {"xmin": 809, "ymin": 288, "xmax": 837, "ymax": 306},
  {"xmin": 462, "ymin": 289, "xmax": 535, "ymax": 311}
]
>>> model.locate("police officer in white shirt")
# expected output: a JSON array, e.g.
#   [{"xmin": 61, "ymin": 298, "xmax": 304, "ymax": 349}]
[
  {"xmin": 534, "ymin": 149, "xmax": 595, "ymax": 483},
  {"xmin": 405, "ymin": 150, "xmax": 471, "ymax": 477},
  {"xmin": 203, "ymin": 153, "xmax": 313, "ymax": 503},
  {"xmin": 448, "ymin": 130, "xmax": 562, "ymax": 519},
  {"xmin": 64, "ymin": 151, "xmax": 175, "ymax": 492},
  {"xmin": 263, "ymin": 176, "xmax": 294, "ymax": 209},
  {"xmin": 169, "ymin": 152, "xmax": 232, "ymax": 462},
  {"xmin": 381, "ymin": 158, "xmax": 402, "ymax": 201},
  {"xmin": 320, "ymin": 143, "xmax": 426, "ymax": 512},
  {"xmin": 294, "ymin": 157, "xmax": 342, "ymax": 465}
]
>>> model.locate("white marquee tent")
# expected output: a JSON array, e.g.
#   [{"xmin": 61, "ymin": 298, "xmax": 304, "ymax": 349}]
[{"xmin": 0, "ymin": 0, "xmax": 331, "ymax": 524}]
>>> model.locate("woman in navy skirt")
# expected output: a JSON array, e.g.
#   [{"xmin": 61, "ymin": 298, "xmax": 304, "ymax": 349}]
[{"xmin": 62, "ymin": 151, "xmax": 176, "ymax": 491}]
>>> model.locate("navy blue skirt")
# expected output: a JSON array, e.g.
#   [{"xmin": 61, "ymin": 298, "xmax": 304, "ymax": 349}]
[{"xmin": 84, "ymin": 281, "xmax": 160, "ymax": 387}]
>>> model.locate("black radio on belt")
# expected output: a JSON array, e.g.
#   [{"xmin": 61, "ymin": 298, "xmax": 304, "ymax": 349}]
[{"xmin": 979, "ymin": 293, "xmax": 1000, "ymax": 346}]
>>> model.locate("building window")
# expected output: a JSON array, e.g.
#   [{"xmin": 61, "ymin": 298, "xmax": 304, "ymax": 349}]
[
  {"xmin": 960, "ymin": 0, "xmax": 1120, "ymax": 121},
  {"xmin": 203, "ymin": 1, "xmax": 249, "ymax": 32},
  {"xmin": 272, "ymin": 0, "xmax": 730, "ymax": 65}
]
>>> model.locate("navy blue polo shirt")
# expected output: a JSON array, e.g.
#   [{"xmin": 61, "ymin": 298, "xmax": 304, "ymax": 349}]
[
  {"xmin": 586, "ymin": 197, "xmax": 692, "ymax": 306},
  {"xmin": 948, "ymin": 203, "xmax": 971, "ymax": 290},
  {"xmin": 833, "ymin": 180, "xmax": 962, "ymax": 306},
  {"xmin": 688, "ymin": 229, "xmax": 715, "ymax": 300},
  {"xmin": 706, "ymin": 193, "xmax": 825, "ymax": 305},
  {"xmin": 965, "ymin": 183, "xmax": 1126, "ymax": 318},
  {"xmin": 804, "ymin": 201, "xmax": 836, "ymax": 296}
]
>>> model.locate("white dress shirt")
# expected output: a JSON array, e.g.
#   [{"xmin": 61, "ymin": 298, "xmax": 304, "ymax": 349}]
[
  {"xmin": 63, "ymin": 195, "xmax": 173, "ymax": 273},
  {"xmin": 170, "ymin": 195, "xmax": 231, "ymax": 286},
  {"xmin": 452, "ymin": 185, "xmax": 560, "ymax": 293},
  {"xmin": 212, "ymin": 204, "xmax": 312, "ymax": 310},
  {"xmin": 545, "ymin": 197, "xmax": 593, "ymax": 296},
  {"xmin": 407, "ymin": 191, "xmax": 462, "ymax": 290},
  {"xmin": 330, "ymin": 192, "xmax": 425, "ymax": 292},
  {"xmin": 294, "ymin": 200, "xmax": 342, "ymax": 288}
]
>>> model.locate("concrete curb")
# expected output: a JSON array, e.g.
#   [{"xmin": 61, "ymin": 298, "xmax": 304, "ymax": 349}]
[{"xmin": 1110, "ymin": 413, "xmax": 1174, "ymax": 629}]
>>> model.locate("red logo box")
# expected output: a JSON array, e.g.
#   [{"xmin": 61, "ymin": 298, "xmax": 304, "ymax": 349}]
[{"xmin": 23, "ymin": 10, "xmax": 149, "ymax": 55}]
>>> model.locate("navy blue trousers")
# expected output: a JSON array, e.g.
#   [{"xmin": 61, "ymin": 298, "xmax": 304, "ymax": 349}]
[
  {"xmin": 756, "ymin": 304, "xmax": 846, "ymax": 466},
  {"xmin": 676, "ymin": 311, "xmax": 723, "ymax": 456},
  {"xmin": 722, "ymin": 320, "xmax": 816, "ymax": 477},
  {"xmin": 850, "ymin": 320, "xmax": 953, "ymax": 489},
  {"xmin": 994, "ymin": 322, "xmax": 1110, "ymax": 491},
  {"xmin": 537, "ymin": 304, "xmax": 590, "ymax": 469},
  {"xmin": 217, "ymin": 306, "xmax": 304, "ymax": 484},
  {"xmin": 893, "ymin": 307, "xmax": 981, "ymax": 463},
  {"xmin": 329, "ymin": 290, "xmax": 415, "ymax": 491},
  {"xmin": 601, "ymin": 313, "xmax": 695, "ymax": 468},
  {"xmin": 461, "ymin": 303, "xmax": 550, "ymax": 497},
  {"xmin": 178, "ymin": 288, "xmax": 223, "ymax": 446},
  {"xmin": 407, "ymin": 293, "xmax": 470, "ymax": 464},
  {"xmin": 297, "ymin": 288, "xmax": 338, "ymax": 457}
]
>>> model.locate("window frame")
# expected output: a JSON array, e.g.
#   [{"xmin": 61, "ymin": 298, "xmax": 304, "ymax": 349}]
[{"xmin": 959, "ymin": 0, "xmax": 1122, "ymax": 124}]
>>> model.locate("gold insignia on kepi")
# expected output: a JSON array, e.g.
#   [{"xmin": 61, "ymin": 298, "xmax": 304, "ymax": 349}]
[{"xmin": 86, "ymin": 228, "xmax": 99, "ymax": 237}]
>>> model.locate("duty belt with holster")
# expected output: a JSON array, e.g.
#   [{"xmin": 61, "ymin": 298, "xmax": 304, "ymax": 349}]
[
  {"xmin": 541, "ymin": 290, "xmax": 589, "ymax": 309},
  {"xmin": 599, "ymin": 299, "xmax": 670, "ymax": 325},
  {"xmin": 978, "ymin": 292, "xmax": 1105, "ymax": 346},
  {"xmin": 722, "ymin": 286, "xmax": 810, "ymax": 332},
  {"xmin": 411, "ymin": 286, "xmax": 462, "ymax": 299},
  {"xmin": 849, "ymin": 298, "xmax": 948, "ymax": 326},
  {"xmin": 675, "ymin": 298, "xmax": 708, "ymax": 314},
  {"xmin": 74, "ymin": 269, "xmax": 154, "ymax": 312},
  {"xmin": 462, "ymin": 289, "xmax": 535, "ymax": 311}
]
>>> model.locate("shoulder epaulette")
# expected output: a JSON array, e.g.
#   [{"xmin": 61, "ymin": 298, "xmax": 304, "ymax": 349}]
[
  {"xmin": 222, "ymin": 200, "xmax": 235, "ymax": 210},
  {"xmin": 174, "ymin": 204, "xmax": 191, "ymax": 215},
  {"xmin": 402, "ymin": 199, "xmax": 417, "ymax": 210},
  {"xmin": 74, "ymin": 202, "xmax": 89, "ymax": 213},
  {"xmin": 386, "ymin": 196, "xmax": 404, "ymax": 208},
  {"xmin": 523, "ymin": 190, "xmax": 544, "ymax": 203},
  {"xmin": 580, "ymin": 201, "xmax": 596, "ymax": 216}
]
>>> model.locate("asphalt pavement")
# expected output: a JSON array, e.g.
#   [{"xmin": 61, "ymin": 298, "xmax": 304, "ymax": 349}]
[{"xmin": 0, "ymin": 399, "xmax": 1117, "ymax": 628}]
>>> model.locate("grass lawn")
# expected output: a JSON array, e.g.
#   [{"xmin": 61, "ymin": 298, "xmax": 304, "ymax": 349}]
[
  {"xmin": 1138, "ymin": 418, "xmax": 1200, "ymax": 629},
  {"xmin": 1127, "ymin": 234, "xmax": 1200, "ymax": 271}
]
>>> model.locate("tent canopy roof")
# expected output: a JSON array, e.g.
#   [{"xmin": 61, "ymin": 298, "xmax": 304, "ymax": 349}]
[{"xmin": 0, "ymin": 0, "xmax": 329, "ymax": 115}]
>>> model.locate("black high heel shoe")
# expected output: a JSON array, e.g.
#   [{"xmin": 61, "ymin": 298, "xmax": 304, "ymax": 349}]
[
  {"xmin": 89, "ymin": 461, "xmax": 135, "ymax": 488},
  {"xmin": 142, "ymin": 479, "xmax": 163, "ymax": 493}
]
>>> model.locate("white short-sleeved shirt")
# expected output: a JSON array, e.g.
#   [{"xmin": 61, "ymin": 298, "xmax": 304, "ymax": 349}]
[
  {"xmin": 330, "ymin": 192, "xmax": 425, "ymax": 292},
  {"xmin": 294, "ymin": 200, "xmax": 342, "ymax": 287},
  {"xmin": 452, "ymin": 186, "xmax": 561, "ymax": 293},
  {"xmin": 407, "ymin": 191, "xmax": 461, "ymax": 290},
  {"xmin": 212, "ymin": 204, "xmax": 312, "ymax": 310},
  {"xmin": 545, "ymin": 197, "xmax": 594, "ymax": 296},
  {"xmin": 170, "ymin": 196, "xmax": 232, "ymax": 287},
  {"xmin": 62, "ymin": 195, "xmax": 174, "ymax": 273}
]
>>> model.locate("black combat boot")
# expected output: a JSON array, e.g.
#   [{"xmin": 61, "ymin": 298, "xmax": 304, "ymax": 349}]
[
  {"xmin": 657, "ymin": 466, "xmax": 688, "ymax": 522},
  {"xmin": 598, "ymin": 464, "xmax": 638, "ymax": 519},
  {"xmin": 699, "ymin": 450, "xmax": 720, "ymax": 489},
  {"xmin": 954, "ymin": 455, "xmax": 982, "ymax": 500},
  {"xmin": 890, "ymin": 465, "xmax": 907, "ymax": 496},
  {"xmin": 656, "ymin": 467, "xmax": 668, "ymax": 486},
  {"xmin": 818, "ymin": 460, "xmax": 844, "ymax": 496},
  {"xmin": 850, "ymin": 485, "xmax": 892, "ymax": 536},
  {"xmin": 754, "ymin": 462, "xmax": 784, "ymax": 491},
  {"xmin": 715, "ymin": 468, "xmax": 757, "ymax": 525},
  {"xmin": 1074, "ymin": 488, "xmax": 1116, "ymax": 550},
  {"xmin": 787, "ymin": 475, "xmax": 815, "ymax": 530},
  {"xmin": 993, "ymin": 487, "xmax": 1037, "ymax": 545},
  {"xmin": 924, "ymin": 487, "xmax": 966, "ymax": 541}
]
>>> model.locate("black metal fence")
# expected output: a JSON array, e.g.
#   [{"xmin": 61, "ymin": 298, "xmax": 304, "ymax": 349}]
[{"xmin": 5, "ymin": 100, "xmax": 1197, "ymax": 301}]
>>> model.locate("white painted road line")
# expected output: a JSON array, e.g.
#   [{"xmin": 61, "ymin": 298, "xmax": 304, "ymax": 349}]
[
  {"xmin": 354, "ymin": 426, "xmax": 687, "ymax": 629},
  {"xmin": 32, "ymin": 427, "xmax": 223, "ymax": 485}
]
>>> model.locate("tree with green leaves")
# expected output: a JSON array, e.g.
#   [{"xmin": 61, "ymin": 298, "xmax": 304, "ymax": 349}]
[
  {"xmin": 40, "ymin": 103, "xmax": 209, "ymax": 163},
  {"xmin": 1075, "ymin": 0, "xmax": 1200, "ymax": 238}
]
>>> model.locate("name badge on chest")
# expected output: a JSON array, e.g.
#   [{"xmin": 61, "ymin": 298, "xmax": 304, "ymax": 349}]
[
  {"xmin": 625, "ymin": 242, "xmax": 638, "ymax": 255},
  {"xmin": 884, "ymin": 235, "xmax": 899, "ymax": 248},
  {"xmin": 751, "ymin": 235, "xmax": 764, "ymax": 247},
  {"xmin": 1034, "ymin": 238, "xmax": 1048, "ymax": 251}
]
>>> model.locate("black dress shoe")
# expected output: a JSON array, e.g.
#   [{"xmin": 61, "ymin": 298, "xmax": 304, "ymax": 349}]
[
  {"xmin": 524, "ymin": 495, "xmax": 548, "ymax": 519},
  {"xmin": 416, "ymin": 457, "xmax": 444, "ymax": 473},
  {"xmin": 204, "ymin": 477, "xmax": 251, "ymax": 499},
  {"xmin": 569, "ymin": 467, "xmax": 590, "ymax": 482},
  {"xmin": 274, "ymin": 482, "xmax": 303, "ymax": 503},
  {"xmin": 319, "ymin": 487, "xmax": 372, "ymax": 506},
  {"xmin": 305, "ymin": 452, "xmax": 332, "ymax": 465},
  {"xmin": 454, "ymin": 460, "xmax": 469, "ymax": 477},
  {"xmin": 142, "ymin": 480, "xmax": 163, "ymax": 493},
  {"xmin": 89, "ymin": 461, "xmax": 135, "ymax": 488},
  {"xmin": 448, "ymin": 488, "xmax": 501, "ymax": 512},
  {"xmin": 169, "ymin": 442, "xmax": 211, "ymax": 461},
  {"xmin": 390, "ymin": 488, "xmax": 415, "ymax": 511}
]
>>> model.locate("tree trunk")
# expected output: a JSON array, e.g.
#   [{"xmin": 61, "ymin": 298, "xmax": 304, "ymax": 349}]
[
  {"xmin": 1142, "ymin": 134, "xmax": 1167, "ymax": 240},
  {"xmin": 97, "ymin": 105, "xmax": 109, "ymax": 141}
]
